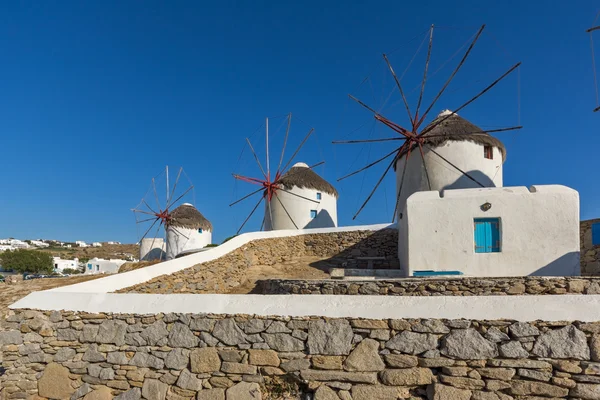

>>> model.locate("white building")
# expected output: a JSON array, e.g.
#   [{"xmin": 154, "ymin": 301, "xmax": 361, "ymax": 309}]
[
  {"xmin": 0, "ymin": 245, "xmax": 13, "ymax": 252},
  {"xmin": 75, "ymin": 241, "xmax": 89, "ymax": 248},
  {"xmin": 166, "ymin": 203, "xmax": 212, "ymax": 260},
  {"xmin": 53, "ymin": 257, "xmax": 80, "ymax": 273},
  {"xmin": 264, "ymin": 162, "xmax": 338, "ymax": 231},
  {"xmin": 30, "ymin": 240, "xmax": 49, "ymax": 248},
  {"xmin": 92, "ymin": 242, "xmax": 102, "ymax": 247},
  {"xmin": 84, "ymin": 258, "xmax": 127, "ymax": 274},
  {"xmin": 140, "ymin": 238, "xmax": 166, "ymax": 261},
  {"xmin": 107, "ymin": 241, "xmax": 121, "ymax": 245},
  {"xmin": 396, "ymin": 110, "xmax": 580, "ymax": 277}
]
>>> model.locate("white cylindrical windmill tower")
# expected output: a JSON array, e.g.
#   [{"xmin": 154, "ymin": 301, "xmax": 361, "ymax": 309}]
[
  {"xmin": 166, "ymin": 203, "xmax": 213, "ymax": 260},
  {"xmin": 394, "ymin": 110, "xmax": 506, "ymax": 219},
  {"xmin": 139, "ymin": 238, "xmax": 165, "ymax": 261},
  {"xmin": 264, "ymin": 162, "xmax": 338, "ymax": 231}
]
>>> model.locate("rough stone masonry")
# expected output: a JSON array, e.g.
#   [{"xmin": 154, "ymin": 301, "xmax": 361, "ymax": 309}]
[{"xmin": 4, "ymin": 310, "xmax": 600, "ymax": 399}]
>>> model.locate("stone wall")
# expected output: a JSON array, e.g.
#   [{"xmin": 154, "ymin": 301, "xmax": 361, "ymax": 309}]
[
  {"xmin": 118, "ymin": 229, "xmax": 398, "ymax": 294},
  {"xmin": 260, "ymin": 276, "xmax": 600, "ymax": 296},
  {"xmin": 4, "ymin": 311, "xmax": 600, "ymax": 399},
  {"xmin": 581, "ymin": 219, "xmax": 600, "ymax": 276}
]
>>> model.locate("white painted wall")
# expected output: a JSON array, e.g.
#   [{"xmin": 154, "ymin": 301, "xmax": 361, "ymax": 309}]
[
  {"xmin": 264, "ymin": 187, "xmax": 337, "ymax": 230},
  {"xmin": 399, "ymin": 185, "xmax": 580, "ymax": 277},
  {"xmin": 139, "ymin": 238, "xmax": 165, "ymax": 261},
  {"xmin": 84, "ymin": 258, "xmax": 127, "ymax": 275},
  {"xmin": 166, "ymin": 227, "xmax": 212, "ymax": 260},
  {"xmin": 11, "ymin": 292, "xmax": 600, "ymax": 322},
  {"xmin": 52, "ymin": 257, "xmax": 79, "ymax": 272},
  {"xmin": 395, "ymin": 140, "xmax": 503, "ymax": 220}
]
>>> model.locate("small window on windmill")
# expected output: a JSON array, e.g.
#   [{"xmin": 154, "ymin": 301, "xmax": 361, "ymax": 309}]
[
  {"xmin": 316, "ymin": 192, "xmax": 322, "ymax": 200},
  {"xmin": 310, "ymin": 210, "xmax": 317, "ymax": 219},
  {"xmin": 484, "ymin": 146, "xmax": 493, "ymax": 160},
  {"xmin": 198, "ymin": 228, "xmax": 203, "ymax": 234}
]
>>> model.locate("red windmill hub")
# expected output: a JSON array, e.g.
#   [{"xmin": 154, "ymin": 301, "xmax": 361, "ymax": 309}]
[{"xmin": 230, "ymin": 114, "xmax": 325, "ymax": 234}]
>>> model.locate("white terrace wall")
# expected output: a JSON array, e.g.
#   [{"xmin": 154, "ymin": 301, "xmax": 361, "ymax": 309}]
[{"xmin": 399, "ymin": 185, "xmax": 580, "ymax": 277}]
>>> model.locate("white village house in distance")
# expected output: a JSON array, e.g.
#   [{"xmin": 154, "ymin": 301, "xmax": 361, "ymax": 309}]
[
  {"xmin": 84, "ymin": 257, "xmax": 128, "ymax": 274},
  {"xmin": 395, "ymin": 110, "xmax": 579, "ymax": 277},
  {"xmin": 264, "ymin": 162, "xmax": 338, "ymax": 231},
  {"xmin": 52, "ymin": 257, "xmax": 79, "ymax": 273},
  {"xmin": 166, "ymin": 203, "xmax": 213, "ymax": 260}
]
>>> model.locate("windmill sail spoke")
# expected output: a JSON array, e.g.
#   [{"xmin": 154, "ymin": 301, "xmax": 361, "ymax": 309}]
[
  {"xmin": 278, "ymin": 188, "xmax": 320, "ymax": 204},
  {"xmin": 588, "ymin": 26, "xmax": 600, "ymax": 33},
  {"xmin": 267, "ymin": 198, "xmax": 274, "ymax": 233},
  {"xmin": 246, "ymin": 138, "xmax": 268, "ymax": 180},
  {"xmin": 392, "ymin": 145, "xmax": 412, "ymax": 223},
  {"xmin": 595, "ymin": 106, "xmax": 600, "ymax": 112},
  {"xmin": 142, "ymin": 199, "xmax": 159, "ymax": 215},
  {"xmin": 419, "ymin": 62, "xmax": 522, "ymax": 137},
  {"xmin": 229, "ymin": 187, "xmax": 264, "ymax": 207},
  {"xmin": 415, "ymin": 25, "xmax": 434, "ymax": 123},
  {"xmin": 233, "ymin": 174, "xmax": 266, "ymax": 186},
  {"xmin": 352, "ymin": 156, "xmax": 397, "ymax": 220},
  {"xmin": 418, "ymin": 143, "xmax": 432, "ymax": 191},
  {"xmin": 136, "ymin": 216, "xmax": 159, "ymax": 224},
  {"xmin": 167, "ymin": 185, "xmax": 194, "ymax": 210},
  {"xmin": 425, "ymin": 145, "xmax": 485, "ymax": 187},
  {"xmin": 147, "ymin": 220, "xmax": 163, "ymax": 261},
  {"xmin": 151, "ymin": 178, "xmax": 161, "ymax": 211},
  {"xmin": 166, "ymin": 167, "xmax": 183, "ymax": 209},
  {"xmin": 277, "ymin": 113, "xmax": 292, "ymax": 174},
  {"xmin": 332, "ymin": 137, "xmax": 405, "ymax": 144},
  {"xmin": 139, "ymin": 217, "xmax": 160, "ymax": 243},
  {"xmin": 170, "ymin": 225, "xmax": 190, "ymax": 240},
  {"xmin": 237, "ymin": 196, "xmax": 264, "ymax": 235},
  {"xmin": 274, "ymin": 192, "xmax": 299, "ymax": 229},
  {"xmin": 132, "ymin": 208, "xmax": 157, "ymax": 216},
  {"xmin": 417, "ymin": 24, "xmax": 485, "ymax": 128},
  {"xmin": 348, "ymin": 94, "xmax": 381, "ymax": 117},
  {"xmin": 280, "ymin": 127, "xmax": 315, "ymax": 174},
  {"xmin": 383, "ymin": 54, "xmax": 414, "ymax": 127},
  {"xmin": 338, "ymin": 148, "xmax": 398, "ymax": 182}
]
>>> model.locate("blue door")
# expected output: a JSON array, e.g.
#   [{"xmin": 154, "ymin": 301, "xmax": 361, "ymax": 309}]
[{"xmin": 474, "ymin": 218, "xmax": 501, "ymax": 253}]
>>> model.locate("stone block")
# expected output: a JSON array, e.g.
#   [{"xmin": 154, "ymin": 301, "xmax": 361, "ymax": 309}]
[
  {"xmin": 426, "ymin": 383, "xmax": 471, "ymax": 400},
  {"xmin": 301, "ymin": 370, "xmax": 378, "ymax": 384},
  {"xmin": 225, "ymin": 382, "xmax": 261, "ymax": 400},
  {"xmin": 190, "ymin": 348, "xmax": 221, "ymax": 373},
  {"xmin": 142, "ymin": 379, "xmax": 168, "ymax": 400},
  {"xmin": 38, "ymin": 362, "xmax": 76, "ymax": 399},
  {"xmin": 307, "ymin": 320, "xmax": 353, "ymax": 355},
  {"xmin": 343, "ymin": 338, "xmax": 385, "ymax": 372},
  {"xmin": 248, "ymin": 350, "xmax": 279, "ymax": 366},
  {"xmin": 379, "ymin": 368, "xmax": 433, "ymax": 386}
]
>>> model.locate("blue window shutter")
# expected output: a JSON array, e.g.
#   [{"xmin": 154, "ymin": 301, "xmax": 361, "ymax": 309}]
[
  {"xmin": 310, "ymin": 210, "xmax": 317, "ymax": 219},
  {"xmin": 593, "ymin": 223, "xmax": 600, "ymax": 246},
  {"xmin": 474, "ymin": 221, "xmax": 486, "ymax": 253},
  {"xmin": 490, "ymin": 220, "xmax": 500, "ymax": 252},
  {"xmin": 474, "ymin": 218, "xmax": 501, "ymax": 253}
]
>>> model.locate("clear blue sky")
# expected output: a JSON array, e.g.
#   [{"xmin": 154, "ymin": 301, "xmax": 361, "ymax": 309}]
[{"xmin": 1, "ymin": 1, "xmax": 598, "ymax": 244}]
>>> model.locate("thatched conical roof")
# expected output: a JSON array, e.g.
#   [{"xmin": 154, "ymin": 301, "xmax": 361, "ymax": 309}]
[
  {"xmin": 279, "ymin": 163, "xmax": 338, "ymax": 197},
  {"xmin": 168, "ymin": 203, "xmax": 212, "ymax": 231},
  {"xmin": 399, "ymin": 110, "xmax": 506, "ymax": 161}
]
